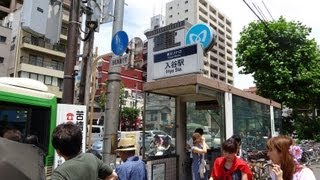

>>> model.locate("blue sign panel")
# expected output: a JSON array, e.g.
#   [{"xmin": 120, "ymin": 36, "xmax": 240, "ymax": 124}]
[
  {"xmin": 185, "ymin": 23, "xmax": 216, "ymax": 52},
  {"xmin": 154, "ymin": 44, "xmax": 197, "ymax": 63},
  {"xmin": 111, "ymin": 31, "xmax": 129, "ymax": 56}
]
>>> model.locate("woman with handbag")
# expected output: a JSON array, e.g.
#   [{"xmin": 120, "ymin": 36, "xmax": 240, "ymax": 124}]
[{"xmin": 191, "ymin": 132, "xmax": 208, "ymax": 180}]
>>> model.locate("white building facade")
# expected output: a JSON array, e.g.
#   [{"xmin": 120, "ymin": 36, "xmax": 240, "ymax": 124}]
[{"xmin": 166, "ymin": 0, "xmax": 234, "ymax": 85}]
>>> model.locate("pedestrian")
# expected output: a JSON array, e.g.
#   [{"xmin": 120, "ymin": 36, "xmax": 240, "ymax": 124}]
[
  {"xmin": 231, "ymin": 134, "xmax": 242, "ymax": 158},
  {"xmin": 1, "ymin": 126, "xmax": 22, "ymax": 142},
  {"xmin": 266, "ymin": 135, "xmax": 316, "ymax": 180},
  {"xmin": 191, "ymin": 132, "xmax": 208, "ymax": 180},
  {"xmin": 187, "ymin": 128, "xmax": 209, "ymax": 160},
  {"xmin": 209, "ymin": 138, "xmax": 252, "ymax": 180},
  {"xmin": 51, "ymin": 123, "xmax": 117, "ymax": 180},
  {"xmin": 115, "ymin": 138, "xmax": 148, "ymax": 180}
]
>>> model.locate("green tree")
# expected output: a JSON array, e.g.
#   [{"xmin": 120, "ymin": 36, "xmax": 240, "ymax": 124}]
[
  {"xmin": 120, "ymin": 107, "xmax": 140, "ymax": 130},
  {"xmin": 98, "ymin": 81, "xmax": 125, "ymax": 111},
  {"xmin": 236, "ymin": 17, "xmax": 320, "ymax": 139},
  {"xmin": 236, "ymin": 17, "xmax": 320, "ymax": 108}
]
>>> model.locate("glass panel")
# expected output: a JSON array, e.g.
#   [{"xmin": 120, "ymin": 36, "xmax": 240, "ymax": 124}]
[
  {"xmin": 0, "ymin": 102, "xmax": 51, "ymax": 153},
  {"xmin": 29, "ymin": 55, "xmax": 37, "ymax": 65},
  {"xmin": 36, "ymin": 56, "xmax": 44, "ymax": 66},
  {"xmin": 274, "ymin": 108, "xmax": 282, "ymax": 134},
  {"xmin": 232, "ymin": 95, "xmax": 271, "ymax": 151},
  {"xmin": 52, "ymin": 77, "xmax": 58, "ymax": 86},
  {"xmin": 30, "ymin": 73, "xmax": 37, "ymax": 80},
  {"xmin": 143, "ymin": 93, "xmax": 176, "ymax": 158},
  {"xmin": 186, "ymin": 92, "xmax": 225, "ymax": 150},
  {"xmin": 38, "ymin": 75, "xmax": 44, "ymax": 83},
  {"xmin": 45, "ymin": 76, "xmax": 52, "ymax": 85},
  {"xmin": 20, "ymin": 71, "xmax": 29, "ymax": 78}
]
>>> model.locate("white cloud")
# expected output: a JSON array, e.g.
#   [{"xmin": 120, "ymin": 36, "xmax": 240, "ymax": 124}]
[{"xmin": 94, "ymin": 0, "xmax": 320, "ymax": 89}]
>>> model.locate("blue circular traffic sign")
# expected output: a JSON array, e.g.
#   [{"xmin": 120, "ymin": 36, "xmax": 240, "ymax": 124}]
[
  {"xmin": 185, "ymin": 23, "xmax": 216, "ymax": 52},
  {"xmin": 111, "ymin": 31, "xmax": 129, "ymax": 56}
]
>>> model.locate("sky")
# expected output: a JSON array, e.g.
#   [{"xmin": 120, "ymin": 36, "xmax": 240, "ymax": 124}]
[{"xmin": 94, "ymin": 0, "xmax": 320, "ymax": 89}]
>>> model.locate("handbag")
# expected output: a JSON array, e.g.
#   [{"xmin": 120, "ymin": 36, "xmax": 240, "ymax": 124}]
[{"xmin": 199, "ymin": 154, "xmax": 207, "ymax": 178}]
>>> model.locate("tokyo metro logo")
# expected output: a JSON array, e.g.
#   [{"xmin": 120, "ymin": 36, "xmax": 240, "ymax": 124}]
[
  {"xmin": 185, "ymin": 23, "xmax": 216, "ymax": 53},
  {"xmin": 188, "ymin": 30, "xmax": 208, "ymax": 45}
]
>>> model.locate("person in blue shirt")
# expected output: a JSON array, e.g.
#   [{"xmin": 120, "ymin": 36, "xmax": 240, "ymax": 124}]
[{"xmin": 115, "ymin": 138, "xmax": 148, "ymax": 180}]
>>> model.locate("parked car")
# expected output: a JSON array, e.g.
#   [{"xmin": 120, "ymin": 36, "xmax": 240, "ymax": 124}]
[
  {"xmin": 91, "ymin": 131, "xmax": 121, "ymax": 158},
  {"xmin": 87, "ymin": 125, "xmax": 104, "ymax": 143}
]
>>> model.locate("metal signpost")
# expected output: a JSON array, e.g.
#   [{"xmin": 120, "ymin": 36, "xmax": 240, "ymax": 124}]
[{"xmin": 102, "ymin": 0, "xmax": 126, "ymax": 165}]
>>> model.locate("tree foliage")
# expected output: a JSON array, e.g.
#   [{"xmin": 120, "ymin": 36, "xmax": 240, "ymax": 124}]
[
  {"xmin": 236, "ymin": 17, "xmax": 320, "ymax": 108},
  {"xmin": 121, "ymin": 107, "xmax": 140, "ymax": 121},
  {"xmin": 98, "ymin": 81, "xmax": 125, "ymax": 111},
  {"xmin": 120, "ymin": 107, "xmax": 140, "ymax": 131}
]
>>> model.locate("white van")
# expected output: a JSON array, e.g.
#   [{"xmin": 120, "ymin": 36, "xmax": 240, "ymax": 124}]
[{"xmin": 87, "ymin": 125, "xmax": 104, "ymax": 143}]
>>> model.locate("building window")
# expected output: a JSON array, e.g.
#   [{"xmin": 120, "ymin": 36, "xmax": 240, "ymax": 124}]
[
  {"xmin": 38, "ymin": 74, "xmax": 44, "ymax": 83},
  {"xmin": 45, "ymin": 76, "xmax": 52, "ymax": 85},
  {"xmin": 185, "ymin": 9, "xmax": 188, "ymax": 13},
  {"xmin": 10, "ymin": 44, "xmax": 15, "ymax": 51},
  {"xmin": 52, "ymin": 60, "xmax": 64, "ymax": 71},
  {"xmin": 20, "ymin": 71, "xmax": 29, "ymax": 78},
  {"xmin": 29, "ymin": 54, "xmax": 44, "ymax": 67},
  {"xmin": 169, "ymin": 6, "xmax": 172, "ymax": 10},
  {"xmin": 12, "ymin": 36, "xmax": 16, "ymax": 43},
  {"xmin": 52, "ymin": 77, "xmax": 58, "ymax": 86},
  {"xmin": 58, "ymin": 78, "xmax": 63, "ymax": 91},
  {"xmin": 169, "ymin": 15, "xmax": 172, "ymax": 18},
  {"xmin": 29, "ymin": 55, "xmax": 37, "ymax": 65},
  {"xmin": 0, "ymin": 57, "xmax": 4, "ymax": 63},
  {"xmin": 0, "ymin": 36, "xmax": 6, "ymax": 43},
  {"xmin": 185, "ymin": 18, "xmax": 188, "ymax": 21},
  {"xmin": 185, "ymin": 0, "xmax": 188, "ymax": 3},
  {"xmin": 30, "ymin": 73, "xmax": 38, "ymax": 80}
]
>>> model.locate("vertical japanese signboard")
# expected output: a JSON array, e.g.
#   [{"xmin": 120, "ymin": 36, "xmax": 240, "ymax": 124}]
[{"xmin": 54, "ymin": 104, "xmax": 87, "ymax": 168}]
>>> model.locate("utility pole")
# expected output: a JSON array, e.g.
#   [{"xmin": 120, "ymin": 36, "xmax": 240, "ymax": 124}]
[
  {"xmin": 102, "ymin": 0, "xmax": 125, "ymax": 165},
  {"xmin": 79, "ymin": 11, "xmax": 95, "ymax": 105},
  {"xmin": 62, "ymin": 0, "xmax": 80, "ymax": 104}
]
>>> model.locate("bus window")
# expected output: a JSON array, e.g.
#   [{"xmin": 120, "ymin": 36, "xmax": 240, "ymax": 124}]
[{"xmin": 0, "ymin": 77, "xmax": 57, "ymax": 177}]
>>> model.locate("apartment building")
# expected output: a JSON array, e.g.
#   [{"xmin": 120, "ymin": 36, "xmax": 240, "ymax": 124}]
[
  {"xmin": 96, "ymin": 54, "xmax": 144, "ymax": 114},
  {"xmin": 0, "ymin": 25, "xmax": 11, "ymax": 77},
  {"xmin": 166, "ymin": 0, "xmax": 234, "ymax": 85},
  {"xmin": 0, "ymin": 0, "xmax": 74, "ymax": 99}
]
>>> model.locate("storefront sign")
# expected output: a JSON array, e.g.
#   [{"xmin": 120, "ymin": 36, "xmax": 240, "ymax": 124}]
[
  {"xmin": 153, "ymin": 44, "xmax": 203, "ymax": 79},
  {"xmin": 54, "ymin": 104, "xmax": 87, "ymax": 168}
]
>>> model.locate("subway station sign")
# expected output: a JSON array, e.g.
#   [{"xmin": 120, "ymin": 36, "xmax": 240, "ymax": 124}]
[{"xmin": 152, "ymin": 44, "xmax": 203, "ymax": 79}]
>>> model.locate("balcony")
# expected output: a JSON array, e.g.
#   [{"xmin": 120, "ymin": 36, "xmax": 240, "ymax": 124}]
[
  {"xmin": 20, "ymin": 56, "xmax": 64, "ymax": 72},
  {"xmin": 60, "ymin": 27, "xmax": 68, "ymax": 40},
  {"xmin": 21, "ymin": 36, "xmax": 66, "ymax": 58}
]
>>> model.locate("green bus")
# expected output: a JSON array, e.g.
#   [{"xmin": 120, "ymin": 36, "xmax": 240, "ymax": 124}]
[{"xmin": 0, "ymin": 77, "xmax": 57, "ymax": 176}]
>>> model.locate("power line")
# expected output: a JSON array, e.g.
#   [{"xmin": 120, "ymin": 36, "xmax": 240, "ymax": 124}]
[
  {"xmin": 262, "ymin": 0, "xmax": 274, "ymax": 21},
  {"xmin": 252, "ymin": 3, "xmax": 268, "ymax": 22},
  {"xmin": 242, "ymin": 0, "xmax": 271, "ymax": 32}
]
